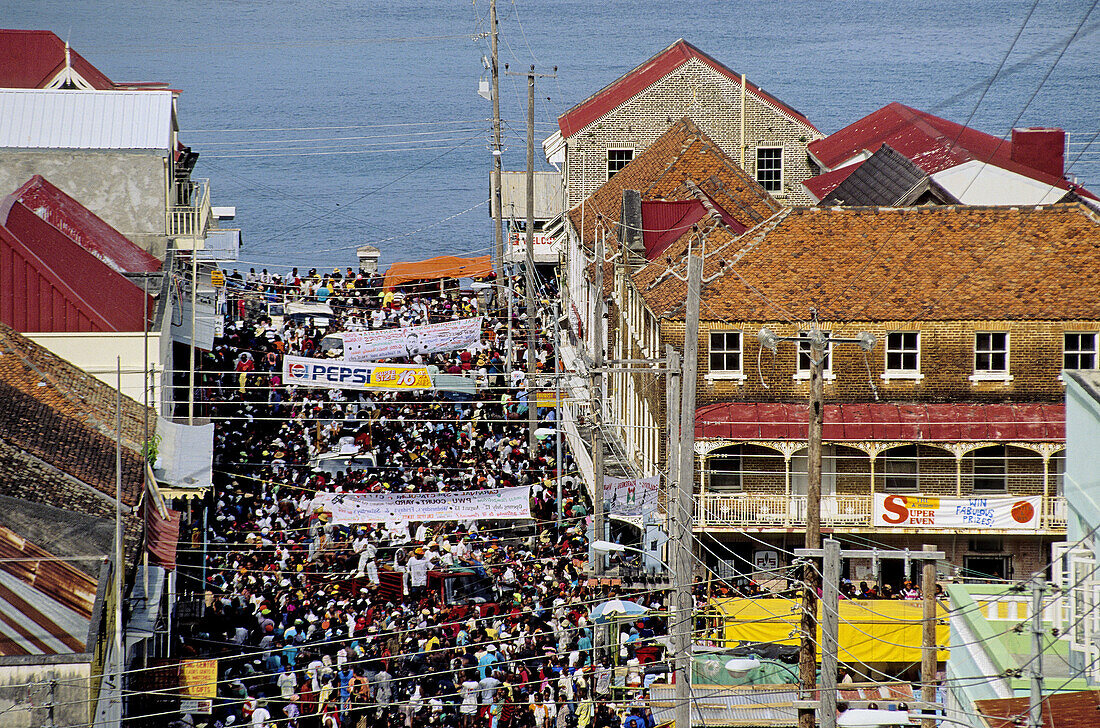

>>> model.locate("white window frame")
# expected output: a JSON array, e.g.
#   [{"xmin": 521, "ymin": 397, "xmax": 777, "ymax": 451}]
[
  {"xmin": 1064, "ymin": 332, "xmax": 1099, "ymax": 370},
  {"xmin": 706, "ymin": 330, "xmax": 745, "ymax": 382},
  {"xmin": 970, "ymin": 331, "xmax": 1013, "ymax": 383},
  {"xmin": 756, "ymin": 147, "xmax": 783, "ymax": 193},
  {"xmin": 882, "ymin": 445, "xmax": 920, "ymax": 492},
  {"xmin": 794, "ymin": 331, "xmax": 834, "ymax": 381},
  {"xmin": 606, "ymin": 147, "xmax": 635, "ymax": 180},
  {"xmin": 882, "ymin": 331, "xmax": 923, "ymax": 381},
  {"xmin": 970, "ymin": 446, "xmax": 1008, "ymax": 493}
]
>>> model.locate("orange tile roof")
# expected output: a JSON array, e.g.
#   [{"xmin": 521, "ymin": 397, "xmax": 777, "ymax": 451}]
[
  {"xmin": 568, "ymin": 117, "xmax": 781, "ymax": 254},
  {"xmin": 635, "ymin": 203, "xmax": 1100, "ymax": 322}
]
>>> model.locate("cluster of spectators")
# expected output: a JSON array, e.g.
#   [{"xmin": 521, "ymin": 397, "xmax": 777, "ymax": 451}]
[{"xmin": 174, "ymin": 271, "xmax": 670, "ymax": 728}]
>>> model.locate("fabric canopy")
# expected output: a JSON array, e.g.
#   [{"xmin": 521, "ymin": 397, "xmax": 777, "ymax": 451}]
[{"xmin": 383, "ymin": 255, "xmax": 493, "ymax": 290}]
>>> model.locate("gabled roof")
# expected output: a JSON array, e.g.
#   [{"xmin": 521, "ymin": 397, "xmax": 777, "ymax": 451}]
[
  {"xmin": 821, "ymin": 145, "xmax": 958, "ymax": 207},
  {"xmin": 635, "ymin": 203, "xmax": 1100, "ymax": 322},
  {"xmin": 0, "ymin": 177, "xmax": 156, "ymax": 333},
  {"xmin": 569, "ymin": 118, "xmax": 781, "ymax": 253},
  {"xmin": 805, "ymin": 102, "xmax": 1096, "ymax": 202},
  {"xmin": 0, "ymin": 29, "xmax": 117, "ymax": 90},
  {"xmin": 557, "ymin": 39, "xmax": 818, "ymax": 137},
  {"xmin": 0, "ymin": 89, "xmax": 175, "ymax": 151}
]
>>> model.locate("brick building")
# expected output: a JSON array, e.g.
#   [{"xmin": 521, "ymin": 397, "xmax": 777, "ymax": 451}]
[
  {"xmin": 545, "ymin": 39, "xmax": 822, "ymax": 209},
  {"xmin": 603, "ymin": 202, "xmax": 1100, "ymax": 586}
]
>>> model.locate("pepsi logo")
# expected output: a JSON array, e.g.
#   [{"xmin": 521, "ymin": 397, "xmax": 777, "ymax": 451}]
[{"xmin": 288, "ymin": 362, "xmax": 307, "ymax": 379}]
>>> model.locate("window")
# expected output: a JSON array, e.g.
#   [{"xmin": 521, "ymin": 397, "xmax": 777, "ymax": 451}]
[
  {"xmin": 971, "ymin": 446, "xmax": 1007, "ymax": 492},
  {"xmin": 882, "ymin": 445, "xmax": 919, "ymax": 492},
  {"xmin": 1064, "ymin": 332, "xmax": 1098, "ymax": 369},
  {"xmin": 607, "ymin": 148, "xmax": 634, "ymax": 179},
  {"xmin": 756, "ymin": 147, "xmax": 783, "ymax": 192},
  {"xmin": 708, "ymin": 445, "xmax": 743, "ymax": 492},
  {"xmin": 885, "ymin": 331, "xmax": 920, "ymax": 374},
  {"xmin": 974, "ymin": 332, "xmax": 1009, "ymax": 374},
  {"xmin": 796, "ymin": 331, "xmax": 831, "ymax": 377},
  {"xmin": 709, "ymin": 331, "xmax": 743, "ymax": 373}
]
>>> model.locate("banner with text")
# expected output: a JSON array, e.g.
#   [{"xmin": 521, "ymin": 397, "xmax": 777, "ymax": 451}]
[
  {"xmin": 872, "ymin": 493, "xmax": 1042, "ymax": 530},
  {"xmin": 342, "ymin": 317, "xmax": 483, "ymax": 361},
  {"xmin": 284, "ymin": 356, "xmax": 433, "ymax": 390},
  {"xmin": 605, "ymin": 475, "xmax": 660, "ymax": 519},
  {"xmin": 312, "ymin": 486, "xmax": 531, "ymax": 524}
]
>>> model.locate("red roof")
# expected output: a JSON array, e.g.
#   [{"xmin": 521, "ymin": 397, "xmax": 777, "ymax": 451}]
[
  {"xmin": 558, "ymin": 39, "xmax": 818, "ymax": 138},
  {"xmin": 641, "ymin": 198, "xmax": 747, "ymax": 261},
  {"xmin": 695, "ymin": 402, "xmax": 1064, "ymax": 442},
  {"xmin": 801, "ymin": 163, "xmax": 862, "ymax": 202},
  {"xmin": 12, "ymin": 176, "xmax": 161, "ymax": 274},
  {"xmin": 0, "ymin": 29, "xmax": 117, "ymax": 89},
  {"xmin": 805, "ymin": 102, "xmax": 1096, "ymax": 201},
  {"xmin": 0, "ymin": 177, "xmax": 155, "ymax": 333}
]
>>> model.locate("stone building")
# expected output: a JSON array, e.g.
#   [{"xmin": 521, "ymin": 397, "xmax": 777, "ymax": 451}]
[
  {"xmin": 602, "ymin": 201, "xmax": 1100, "ymax": 585},
  {"xmin": 544, "ymin": 39, "xmax": 822, "ymax": 210}
]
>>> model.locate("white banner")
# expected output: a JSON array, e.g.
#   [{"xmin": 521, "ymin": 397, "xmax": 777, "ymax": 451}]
[
  {"xmin": 312, "ymin": 486, "xmax": 531, "ymax": 524},
  {"xmin": 605, "ymin": 476, "xmax": 659, "ymax": 518},
  {"xmin": 283, "ymin": 356, "xmax": 432, "ymax": 390},
  {"xmin": 342, "ymin": 317, "xmax": 483, "ymax": 361},
  {"xmin": 873, "ymin": 493, "xmax": 1042, "ymax": 530}
]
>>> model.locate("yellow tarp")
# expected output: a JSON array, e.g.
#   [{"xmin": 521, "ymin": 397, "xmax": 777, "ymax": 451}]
[{"xmin": 709, "ymin": 598, "xmax": 949, "ymax": 663}]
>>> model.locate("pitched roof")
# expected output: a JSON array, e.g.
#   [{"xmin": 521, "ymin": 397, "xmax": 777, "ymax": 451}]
[
  {"xmin": 635, "ymin": 203, "xmax": 1100, "ymax": 322},
  {"xmin": 821, "ymin": 145, "xmax": 958, "ymax": 207},
  {"xmin": 0, "ymin": 176, "xmax": 156, "ymax": 333},
  {"xmin": 805, "ymin": 102, "xmax": 1095, "ymax": 202},
  {"xmin": 557, "ymin": 39, "xmax": 818, "ymax": 137},
  {"xmin": 0, "ymin": 322, "xmax": 148, "ymax": 511},
  {"xmin": 569, "ymin": 118, "xmax": 781, "ymax": 253},
  {"xmin": 0, "ymin": 29, "xmax": 117, "ymax": 90},
  {"xmin": 0, "ymin": 89, "xmax": 175, "ymax": 151}
]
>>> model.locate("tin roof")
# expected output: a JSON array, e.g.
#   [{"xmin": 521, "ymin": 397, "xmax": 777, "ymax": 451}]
[
  {"xmin": 975, "ymin": 689, "xmax": 1100, "ymax": 728},
  {"xmin": 696, "ymin": 402, "xmax": 1066, "ymax": 442},
  {"xmin": 0, "ymin": 177, "xmax": 156, "ymax": 333},
  {"xmin": 0, "ymin": 29, "xmax": 117, "ymax": 90},
  {"xmin": 0, "ymin": 89, "xmax": 174, "ymax": 151}
]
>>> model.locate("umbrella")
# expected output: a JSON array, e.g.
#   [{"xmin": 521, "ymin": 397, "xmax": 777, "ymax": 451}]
[{"xmin": 589, "ymin": 599, "xmax": 648, "ymax": 623}]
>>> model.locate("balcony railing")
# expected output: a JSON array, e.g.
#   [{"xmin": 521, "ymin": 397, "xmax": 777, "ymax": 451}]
[
  {"xmin": 698, "ymin": 493, "xmax": 1067, "ymax": 531},
  {"xmin": 166, "ymin": 178, "xmax": 211, "ymax": 239}
]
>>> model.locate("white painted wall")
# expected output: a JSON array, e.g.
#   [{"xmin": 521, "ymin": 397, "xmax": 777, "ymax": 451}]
[{"xmin": 26, "ymin": 330, "xmax": 164, "ymax": 406}]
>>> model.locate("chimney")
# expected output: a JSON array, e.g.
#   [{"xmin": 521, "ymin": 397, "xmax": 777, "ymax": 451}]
[
  {"xmin": 619, "ymin": 189, "xmax": 644, "ymax": 259},
  {"xmin": 1010, "ymin": 127, "xmax": 1065, "ymax": 178}
]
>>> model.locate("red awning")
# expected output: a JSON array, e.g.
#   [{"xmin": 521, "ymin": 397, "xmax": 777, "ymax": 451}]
[
  {"xmin": 144, "ymin": 502, "xmax": 181, "ymax": 571},
  {"xmin": 382, "ymin": 255, "xmax": 493, "ymax": 290},
  {"xmin": 695, "ymin": 402, "xmax": 1065, "ymax": 442}
]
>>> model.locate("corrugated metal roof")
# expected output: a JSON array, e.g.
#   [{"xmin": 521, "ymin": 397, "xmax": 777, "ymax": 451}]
[
  {"xmin": 648, "ymin": 684, "xmax": 800, "ymax": 726},
  {"xmin": 0, "ymin": 89, "xmax": 174, "ymax": 151}
]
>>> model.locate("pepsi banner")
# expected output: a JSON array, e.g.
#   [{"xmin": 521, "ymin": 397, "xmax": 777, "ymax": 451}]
[
  {"xmin": 283, "ymin": 355, "xmax": 433, "ymax": 391},
  {"xmin": 342, "ymin": 317, "xmax": 484, "ymax": 362},
  {"xmin": 872, "ymin": 493, "xmax": 1041, "ymax": 531}
]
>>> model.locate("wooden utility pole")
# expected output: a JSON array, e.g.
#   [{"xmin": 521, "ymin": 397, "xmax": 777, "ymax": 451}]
[
  {"xmin": 665, "ymin": 344, "xmax": 681, "ymax": 493},
  {"xmin": 820, "ymin": 538, "xmax": 841, "ymax": 728},
  {"xmin": 489, "ymin": 0, "xmax": 504, "ymax": 273},
  {"xmin": 922, "ymin": 544, "xmax": 939, "ymax": 728},
  {"xmin": 674, "ymin": 250, "xmax": 703, "ymax": 728},
  {"xmin": 799, "ymin": 321, "xmax": 826, "ymax": 728},
  {"xmin": 592, "ymin": 230, "xmax": 606, "ymax": 575}
]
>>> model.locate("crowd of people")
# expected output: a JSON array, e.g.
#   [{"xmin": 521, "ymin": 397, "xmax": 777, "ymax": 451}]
[{"xmin": 175, "ymin": 267, "xmax": 671, "ymax": 728}]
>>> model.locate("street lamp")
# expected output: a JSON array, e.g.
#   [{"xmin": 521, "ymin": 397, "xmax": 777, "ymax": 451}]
[{"xmin": 590, "ymin": 540, "xmax": 670, "ymax": 573}]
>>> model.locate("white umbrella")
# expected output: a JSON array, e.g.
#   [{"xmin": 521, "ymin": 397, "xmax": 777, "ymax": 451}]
[{"xmin": 590, "ymin": 599, "xmax": 648, "ymax": 623}]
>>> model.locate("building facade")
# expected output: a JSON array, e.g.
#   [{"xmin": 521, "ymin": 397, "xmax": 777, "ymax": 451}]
[{"xmin": 604, "ymin": 203, "xmax": 1100, "ymax": 585}]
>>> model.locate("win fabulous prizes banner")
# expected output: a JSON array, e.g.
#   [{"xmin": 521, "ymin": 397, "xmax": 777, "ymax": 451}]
[
  {"xmin": 283, "ymin": 355, "xmax": 433, "ymax": 391},
  {"xmin": 312, "ymin": 486, "xmax": 532, "ymax": 524},
  {"xmin": 872, "ymin": 493, "xmax": 1042, "ymax": 530},
  {"xmin": 342, "ymin": 317, "xmax": 483, "ymax": 361}
]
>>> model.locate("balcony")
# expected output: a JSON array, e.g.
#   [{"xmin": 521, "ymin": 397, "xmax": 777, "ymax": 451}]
[
  {"xmin": 166, "ymin": 178, "xmax": 211, "ymax": 242},
  {"xmin": 697, "ymin": 493, "xmax": 1067, "ymax": 532}
]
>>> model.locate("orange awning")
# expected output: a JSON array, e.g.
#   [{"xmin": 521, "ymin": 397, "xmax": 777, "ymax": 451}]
[{"xmin": 383, "ymin": 255, "xmax": 494, "ymax": 290}]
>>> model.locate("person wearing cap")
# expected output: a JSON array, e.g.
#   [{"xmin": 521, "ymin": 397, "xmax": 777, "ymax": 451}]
[{"xmin": 478, "ymin": 644, "xmax": 498, "ymax": 680}]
